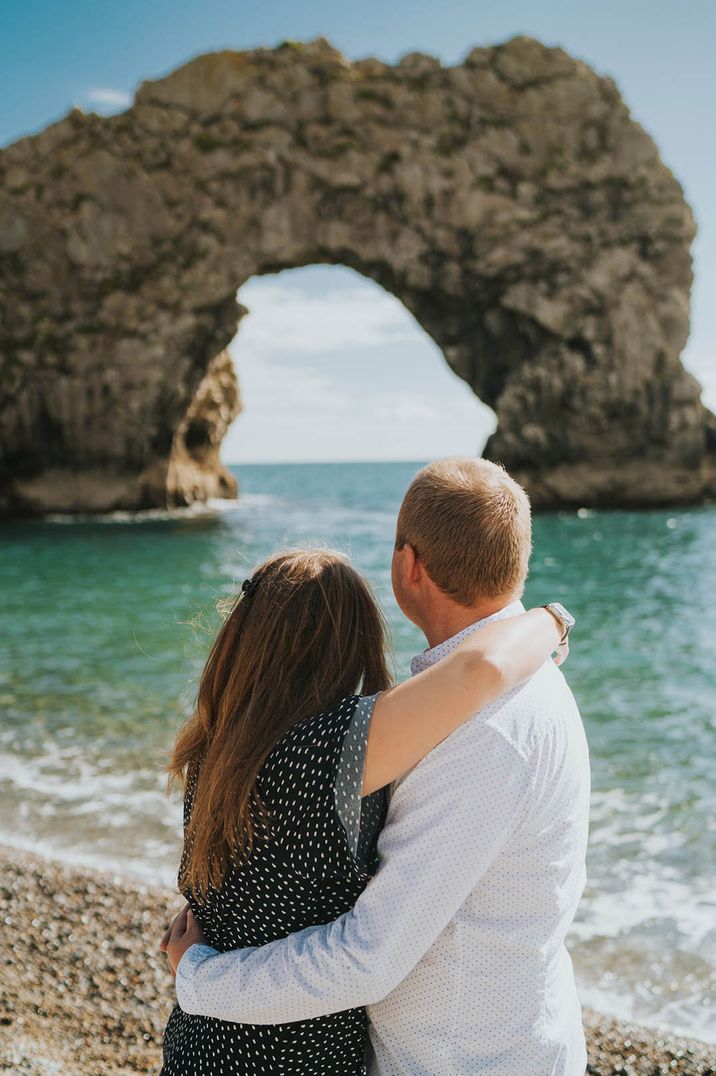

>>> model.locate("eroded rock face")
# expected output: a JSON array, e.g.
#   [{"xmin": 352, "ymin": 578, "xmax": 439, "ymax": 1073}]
[{"xmin": 0, "ymin": 35, "xmax": 713, "ymax": 514}]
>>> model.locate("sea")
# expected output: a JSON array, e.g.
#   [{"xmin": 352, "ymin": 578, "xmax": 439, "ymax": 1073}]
[{"xmin": 1, "ymin": 460, "xmax": 714, "ymax": 1042}]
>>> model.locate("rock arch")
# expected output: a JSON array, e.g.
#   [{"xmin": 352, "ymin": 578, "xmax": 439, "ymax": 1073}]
[{"xmin": 0, "ymin": 36, "xmax": 713, "ymax": 515}]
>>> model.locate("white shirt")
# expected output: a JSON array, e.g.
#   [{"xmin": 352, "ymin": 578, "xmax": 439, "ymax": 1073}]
[{"xmin": 177, "ymin": 602, "xmax": 591, "ymax": 1075}]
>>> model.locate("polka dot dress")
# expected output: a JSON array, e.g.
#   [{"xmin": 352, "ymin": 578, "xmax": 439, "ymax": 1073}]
[{"xmin": 161, "ymin": 694, "xmax": 387, "ymax": 1075}]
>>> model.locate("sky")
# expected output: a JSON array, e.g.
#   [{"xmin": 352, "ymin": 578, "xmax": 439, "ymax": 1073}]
[{"xmin": 2, "ymin": 0, "xmax": 714, "ymax": 462}]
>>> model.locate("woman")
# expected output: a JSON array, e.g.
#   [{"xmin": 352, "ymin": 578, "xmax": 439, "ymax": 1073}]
[{"xmin": 160, "ymin": 549, "xmax": 569, "ymax": 1075}]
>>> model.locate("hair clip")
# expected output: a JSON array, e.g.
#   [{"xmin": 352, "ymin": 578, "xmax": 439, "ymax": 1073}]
[{"xmin": 241, "ymin": 576, "xmax": 258, "ymax": 598}]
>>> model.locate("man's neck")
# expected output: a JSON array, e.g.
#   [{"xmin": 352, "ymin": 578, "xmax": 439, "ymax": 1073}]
[{"xmin": 421, "ymin": 594, "xmax": 520, "ymax": 650}]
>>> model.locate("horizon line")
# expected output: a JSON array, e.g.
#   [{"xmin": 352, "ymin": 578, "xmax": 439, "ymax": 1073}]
[{"xmin": 224, "ymin": 456, "xmax": 455, "ymax": 466}]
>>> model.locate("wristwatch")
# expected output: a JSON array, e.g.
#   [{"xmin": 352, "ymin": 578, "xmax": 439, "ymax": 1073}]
[{"xmin": 543, "ymin": 602, "xmax": 575, "ymax": 644}]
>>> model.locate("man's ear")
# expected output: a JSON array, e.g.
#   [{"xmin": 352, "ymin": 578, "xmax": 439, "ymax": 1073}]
[{"xmin": 401, "ymin": 543, "xmax": 422, "ymax": 583}]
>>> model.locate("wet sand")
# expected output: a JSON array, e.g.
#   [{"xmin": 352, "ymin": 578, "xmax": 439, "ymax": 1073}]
[{"xmin": 1, "ymin": 845, "xmax": 714, "ymax": 1075}]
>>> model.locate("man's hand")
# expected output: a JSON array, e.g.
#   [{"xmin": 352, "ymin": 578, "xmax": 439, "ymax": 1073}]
[
  {"xmin": 160, "ymin": 904, "xmax": 208, "ymax": 975},
  {"xmin": 553, "ymin": 638, "xmax": 569, "ymax": 667}
]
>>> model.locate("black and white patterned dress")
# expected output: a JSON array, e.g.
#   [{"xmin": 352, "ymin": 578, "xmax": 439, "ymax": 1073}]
[{"xmin": 161, "ymin": 693, "xmax": 387, "ymax": 1075}]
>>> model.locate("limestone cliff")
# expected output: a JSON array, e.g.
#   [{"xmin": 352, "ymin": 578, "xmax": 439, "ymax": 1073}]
[{"xmin": 0, "ymin": 36, "xmax": 713, "ymax": 513}]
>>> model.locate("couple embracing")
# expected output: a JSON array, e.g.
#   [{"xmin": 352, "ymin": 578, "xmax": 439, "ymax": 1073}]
[{"xmin": 159, "ymin": 457, "xmax": 590, "ymax": 1076}]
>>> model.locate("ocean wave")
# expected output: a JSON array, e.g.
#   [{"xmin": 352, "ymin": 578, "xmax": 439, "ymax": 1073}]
[
  {"xmin": 0, "ymin": 830, "xmax": 180, "ymax": 889},
  {"xmin": 43, "ymin": 500, "xmax": 238, "ymax": 525}
]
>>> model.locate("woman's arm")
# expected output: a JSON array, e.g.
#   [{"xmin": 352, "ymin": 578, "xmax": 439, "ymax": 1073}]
[{"xmin": 362, "ymin": 608, "xmax": 567, "ymax": 795}]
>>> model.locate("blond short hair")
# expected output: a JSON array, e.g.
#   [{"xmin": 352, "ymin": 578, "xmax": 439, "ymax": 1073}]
[{"xmin": 396, "ymin": 458, "xmax": 532, "ymax": 605}]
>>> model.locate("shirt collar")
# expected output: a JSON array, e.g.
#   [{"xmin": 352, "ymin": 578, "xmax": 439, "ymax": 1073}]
[{"xmin": 410, "ymin": 599, "xmax": 526, "ymax": 676}]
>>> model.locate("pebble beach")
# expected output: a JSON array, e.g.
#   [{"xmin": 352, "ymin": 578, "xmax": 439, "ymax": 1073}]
[{"xmin": 1, "ymin": 845, "xmax": 715, "ymax": 1076}]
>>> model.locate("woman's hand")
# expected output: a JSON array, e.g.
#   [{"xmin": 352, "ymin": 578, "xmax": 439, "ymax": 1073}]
[
  {"xmin": 159, "ymin": 903, "xmax": 188, "ymax": 954},
  {"xmin": 161, "ymin": 904, "xmax": 208, "ymax": 975}
]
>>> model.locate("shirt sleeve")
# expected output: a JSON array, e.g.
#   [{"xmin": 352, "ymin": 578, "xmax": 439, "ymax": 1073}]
[{"xmin": 175, "ymin": 719, "xmax": 534, "ymax": 1024}]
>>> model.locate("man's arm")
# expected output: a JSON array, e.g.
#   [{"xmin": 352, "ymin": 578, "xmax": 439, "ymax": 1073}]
[{"xmin": 176, "ymin": 717, "xmax": 533, "ymax": 1024}]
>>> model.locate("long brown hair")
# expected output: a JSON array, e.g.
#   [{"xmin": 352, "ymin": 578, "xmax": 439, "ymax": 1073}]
[{"xmin": 170, "ymin": 549, "xmax": 390, "ymax": 897}]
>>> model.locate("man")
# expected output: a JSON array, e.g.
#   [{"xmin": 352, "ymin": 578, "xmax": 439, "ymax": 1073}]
[{"xmin": 164, "ymin": 458, "xmax": 591, "ymax": 1075}]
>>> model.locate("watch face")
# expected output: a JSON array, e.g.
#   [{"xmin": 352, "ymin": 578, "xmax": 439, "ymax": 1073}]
[{"xmin": 550, "ymin": 602, "xmax": 575, "ymax": 629}]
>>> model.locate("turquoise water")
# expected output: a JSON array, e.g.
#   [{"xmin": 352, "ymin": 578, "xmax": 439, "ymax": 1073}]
[{"xmin": 1, "ymin": 461, "xmax": 715, "ymax": 1041}]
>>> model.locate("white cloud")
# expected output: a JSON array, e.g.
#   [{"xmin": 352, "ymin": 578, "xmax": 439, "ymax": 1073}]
[
  {"xmin": 84, "ymin": 87, "xmax": 132, "ymax": 109},
  {"xmin": 233, "ymin": 348, "xmax": 351, "ymax": 415},
  {"xmin": 236, "ymin": 280, "xmax": 419, "ymax": 356},
  {"xmin": 224, "ymin": 341, "xmax": 494, "ymax": 463},
  {"xmin": 224, "ymin": 268, "xmax": 493, "ymax": 463},
  {"xmin": 682, "ymin": 340, "xmax": 716, "ymax": 410},
  {"xmin": 380, "ymin": 398, "xmax": 441, "ymax": 424}
]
